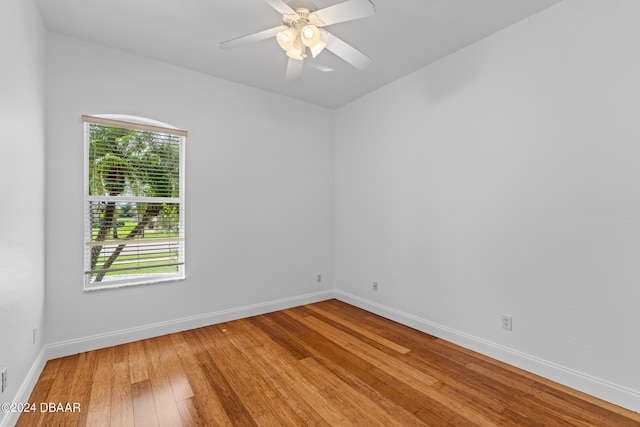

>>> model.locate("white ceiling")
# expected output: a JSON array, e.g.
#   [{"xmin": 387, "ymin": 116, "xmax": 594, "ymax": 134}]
[{"xmin": 36, "ymin": 0, "xmax": 563, "ymax": 109}]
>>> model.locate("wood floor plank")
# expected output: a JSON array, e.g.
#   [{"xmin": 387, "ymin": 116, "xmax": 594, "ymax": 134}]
[
  {"xmin": 155, "ymin": 334, "xmax": 195, "ymax": 402},
  {"xmin": 181, "ymin": 328, "xmax": 252, "ymax": 424},
  {"xmin": 113, "ymin": 343, "xmax": 130, "ymax": 364},
  {"xmin": 250, "ymin": 310, "xmax": 429, "ymax": 425},
  {"xmin": 401, "ymin": 349, "xmax": 513, "ymax": 418},
  {"xmin": 85, "ymin": 347, "xmax": 114, "ymax": 427},
  {"xmin": 251, "ymin": 313, "xmax": 436, "ymax": 425},
  {"xmin": 17, "ymin": 299, "xmax": 640, "ymax": 426},
  {"xmin": 299, "ymin": 356, "xmax": 425, "ymax": 426},
  {"xmin": 175, "ymin": 397, "xmax": 208, "ymax": 427},
  {"xmin": 39, "ymin": 353, "xmax": 81, "ymax": 426},
  {"xmin": 250, "ymin": 359, "xmax": 333, "ymax": 426},
  {"xmin": 37, "ymin": 358, "xmax": 61, "ymax": 381},
  {"xmin": 14, "ymin": 379, "xmax": 53, "ymax": 427},
  {"xmin": 196, "ymin": 323, "xmax": 277, "ymax": 420},
  {"xmin": 304, "ymin": 304, "xmax": 412, "ymax": 354},
  {"xmin": 169, "ymin": 330, "xmax": 233, "ymax": 426},
  {"xmin": 229, "ymin": 320, "xmax": 353, "ymax": 425},
  {"xmin": 316, "ymin": 299, "xmax": 439, "ymax": 347},
  {"xmin": 143, "ymin": 338, "xmax": 183, "ymax": 427},
  {"xmin": 287, "ymin": 310, "xmax": 440, "ymax": 390},
  {"xmin": 302, "ymin": 349, "xmax": 430, "ymax": 426},
  {"xmin": 300, "ymin": 302, "xmax": 487, "ymax": 424},
  {"xmin": 42, "ymin": 353, "xmax": 78, "ymax": 402},
  {"xmin": 196, "ymin": 351, "xmax": 257, "ymax": 426},
  {"xmin": 249, "ymin": 312, "xmax": 313, "ymax": 361},
  {"xmin": 256, "ymin": 347, "xmax": 353, "ymax": 426},
  {"xmin": 110, "ymin": 360, "xmax": 135, "ymax": 427},
  {"xmin": 226, "ymin": 321, "xmax": 332, "ymax": 426},
  {"xmin": 287, "ymin": 309, "xmax": 468, "ymax": 425},
  {"xmin": 68, "ymin": 351, "xmax": 98, "ymax": 426},
  {"xmin": 128, "ymin": 340, "xmax": 150, "ymax": 385},
  {"xmin": 131, "ymin": 379, "xmax": 159, "ymax": 427}
]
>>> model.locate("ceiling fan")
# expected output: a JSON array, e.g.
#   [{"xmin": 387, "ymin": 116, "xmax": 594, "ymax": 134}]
[{"xmin": 220, "ymin": 0, "xmax": 376, "ymax": 81}]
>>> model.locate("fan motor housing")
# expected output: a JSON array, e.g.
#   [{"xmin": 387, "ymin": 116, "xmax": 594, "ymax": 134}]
[
  {"xmin": 287, "ymin": 0, "xmax": 318, "ymax": 11},
  {"xmin": 282, "ymin": 7, "xmax": 324, "ymax": 28}
]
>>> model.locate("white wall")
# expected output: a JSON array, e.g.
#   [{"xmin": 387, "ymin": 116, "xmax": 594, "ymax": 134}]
[
  {"xmin": 335, "ymin": 0, "xmax": 640, "ymax": 411},
  {"xmin": 0, "ymin": 0, "xmax": 46, "ymax": 424},
  {"xmin": 44, "ymin": 34, "xmax": 334, "ymax": 348},
  {"xmin": 7, "ymin": 0, "xmax": 639, "ymax": 416}
]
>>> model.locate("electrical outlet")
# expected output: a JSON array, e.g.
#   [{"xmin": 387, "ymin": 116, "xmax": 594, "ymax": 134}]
[
  {"xmin": 502, "ymin": 315, "xmax": 513, "ymax": 331},
  {"xmin": 317, "ymin": 274, "xmax": 322, "ymax": 283},
  {"xmin": 373, "ymin": 282, "xmax": 378, "ymax": 291},
  {"xmin": 2, "ymin": 368, "xmax": 7, "ymax": 393}
]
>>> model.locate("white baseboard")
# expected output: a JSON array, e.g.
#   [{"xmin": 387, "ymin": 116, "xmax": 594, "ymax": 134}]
[
  {"xmin": 45, "ymin": 290, "xmax": 335, "ymax": 360},
  {"xmin": 335, "ymin": 290, "xmax": 640, "ymax": 414},
  {"xmin": 0, "ymin": 348, "xmax": 48, "ymax": 427}
]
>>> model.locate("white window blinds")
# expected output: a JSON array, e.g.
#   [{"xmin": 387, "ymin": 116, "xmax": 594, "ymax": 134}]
[{"xmin": 83, "ymin": 115, "xmax": 187, "ymax": 290}]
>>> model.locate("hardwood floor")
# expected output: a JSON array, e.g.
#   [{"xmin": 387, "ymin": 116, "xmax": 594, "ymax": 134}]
[{"xmin": 17, "ymin": 300, "xmax": 640, "ymax": 426}]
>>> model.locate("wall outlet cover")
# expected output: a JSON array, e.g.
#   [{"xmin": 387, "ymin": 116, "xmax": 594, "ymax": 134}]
[{"xmin": 502, "ymin": 315, "xmax": 513, "ymax": 331}]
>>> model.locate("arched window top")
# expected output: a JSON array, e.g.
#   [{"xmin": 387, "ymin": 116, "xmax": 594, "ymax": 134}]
[{"xmin": 82, "ymin": 114, "xmax": 188, "ymax": 137}]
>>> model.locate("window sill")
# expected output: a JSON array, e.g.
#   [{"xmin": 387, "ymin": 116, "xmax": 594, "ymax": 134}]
[{"xmin": 83, "ymin": 274, "xmax": 186, "ymax": 292}]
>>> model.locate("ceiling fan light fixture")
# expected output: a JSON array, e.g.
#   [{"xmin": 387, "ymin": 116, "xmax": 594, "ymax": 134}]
[
  {"xmin": 308, "ymin": 39, "xmax": 327, "ymax": 58},
  {"xmin": 300, "ymin": 24, "xmax": 321, "ymax": 47},
  {"xmin": 285, "ymin": 38, "xmax": 305, "ymax": 60},
  {"xmin": 276, "ymin": 27, "xmax": 298, "ymax": 51}
]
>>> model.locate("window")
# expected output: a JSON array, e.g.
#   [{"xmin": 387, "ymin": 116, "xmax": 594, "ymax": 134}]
[{"xmin": 83, "ymin": 115, "xmax": 186, "ymax": 290}]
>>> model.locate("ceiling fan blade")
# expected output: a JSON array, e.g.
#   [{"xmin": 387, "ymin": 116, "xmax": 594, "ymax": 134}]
[
  {"xmin": 264, "ymin": 0, "xmax": 298, "ymax": 16},
  {"xmin": 220, "ymin": 25, "xmax": 288, "ymax": 50},
  {"xmin": 310, "ymin": 0, "xmax": 375, "ymax": 26},
  {"xmin": 285, "ymin": 57, "xmax": 304, "ymax": 81},
  {"xmin": 322, "ymin": 30, "xmax": 371, "ymax": 70}
]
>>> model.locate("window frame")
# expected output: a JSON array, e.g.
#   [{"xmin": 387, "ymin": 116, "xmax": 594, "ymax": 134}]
[{"xmin": 82, "ymin": 114, "xmax": 187, "ymax": 291}]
